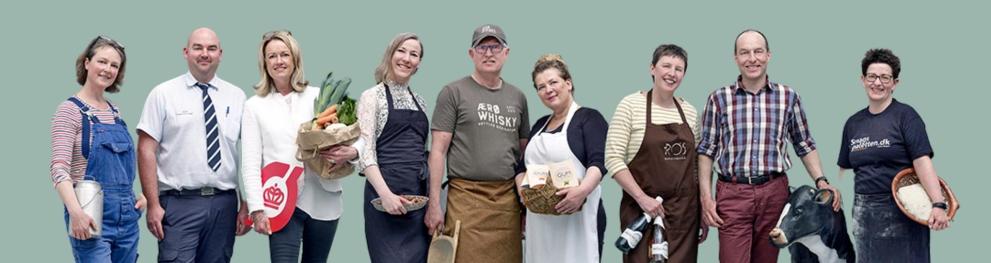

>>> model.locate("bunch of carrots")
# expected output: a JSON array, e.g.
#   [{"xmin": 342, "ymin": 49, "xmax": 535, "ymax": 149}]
[
  {"xmin": 311, "ymin": 72, "xmax": 358, "ymax": 130},
  {"xmin": 314, "ymin": 104, "xmax": 340, "ymax": 128}
]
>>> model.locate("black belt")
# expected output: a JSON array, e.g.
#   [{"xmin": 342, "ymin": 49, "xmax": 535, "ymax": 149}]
[
  {"xmin": 161, "ymin": 187, "xmax": 234, "ymax": 196},
  {"xmin": 718, "ymin": 172, "xmax": 785, "ymax": 185}
]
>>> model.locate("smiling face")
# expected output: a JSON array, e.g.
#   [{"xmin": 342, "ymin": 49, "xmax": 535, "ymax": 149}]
[
  {"xmin": 469, "ymin": 37, "xmax": 508, "ymax": 75},
  {"xmin": 84, "ymin": 46, "xmax": 123, "ymax": 90},
  {"xmin": 264, "ymin": 39, "xmax": 294, "ymax": 85},
  {"xmin": 735, "ymin": 31, "xmax": 771, "ymax": 82},
  {"xmin": 183, "ymin": 28, "xmax": 222, "ymax": 79},
  {"xmin": 862, "ymin": 63, "xmax": 898, "ymax": 103},
  {"xmin": 534, "ymin": 68, "xmax": 573, "ymax": 112},
  {"xmin": 390, "ymin": 39, "xmax": 422, "ymax": 83},
  {"xmin": 651, "ymin": 55, "xmax": 686, "ymax": 93}
]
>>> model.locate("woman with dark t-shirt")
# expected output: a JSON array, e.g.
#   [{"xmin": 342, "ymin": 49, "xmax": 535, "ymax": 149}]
[{"xmin": 837, "ymin": 48, "xmax": 950, "ymax": 263}]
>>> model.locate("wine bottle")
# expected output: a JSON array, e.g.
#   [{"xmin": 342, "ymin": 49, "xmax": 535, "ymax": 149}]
[
  {"xmin": 615, "ymin": 196, "xmax": 664, "ymax": 254},
  {"xmin": 650, "ymin": 217, "xmax": 668, "ymax": 263}
]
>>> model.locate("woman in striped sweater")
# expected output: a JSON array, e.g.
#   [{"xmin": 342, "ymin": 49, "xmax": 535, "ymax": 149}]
[
  {"xmin": 49, "ymin": 36, "xmax": 144, "ymax": 263},
  {"xmin": 607, "ymin": 44, "xmax": 707, "ymax": 263}
]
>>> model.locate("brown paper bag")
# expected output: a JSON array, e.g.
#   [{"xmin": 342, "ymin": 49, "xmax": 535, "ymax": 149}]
[{"xmin": 295, "ymin": 122, "xmax": 360, "ymax": 180}]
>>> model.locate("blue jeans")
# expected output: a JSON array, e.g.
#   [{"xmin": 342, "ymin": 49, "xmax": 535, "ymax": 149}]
[
  {"xmin": 64, "ymin": 188, "xmax": 141, "ymax": 263},
  {"xmin": 269, "ymin": 207, "xmax": 339, "ymax": 263},
  {"xmin": 853, "ymin": 193, "xmax": 930, "ymax": 263}
]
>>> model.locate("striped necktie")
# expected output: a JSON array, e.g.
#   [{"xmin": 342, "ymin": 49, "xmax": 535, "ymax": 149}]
[{"xmin": 196, "ymin": 83, "xmax": 222, "ymax": 172}]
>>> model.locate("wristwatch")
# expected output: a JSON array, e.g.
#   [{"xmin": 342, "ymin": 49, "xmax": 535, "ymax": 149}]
[
  {"xmin": 814, "ymin": 176, "xmax": 829, "ymax": 188},
  {"xmin": 932, "ymin": 201, "xmax": 948, "ymax": 210}
]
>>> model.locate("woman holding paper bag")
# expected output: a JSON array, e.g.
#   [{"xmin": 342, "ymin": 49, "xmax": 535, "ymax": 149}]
[
  {"xmin": 241, "ymin": 30, "xmax": 355, "ymax": 262},
  {"xmin": 606, "ymin": 44, "xmax": 706, "ymax": 263},
  {"xmin": 355, "ymin": 32, "xmax": 430, "ymax": 263},
  {"xmin": 520, "ymin": 54, "xmax": 608, "ymax": 263}
]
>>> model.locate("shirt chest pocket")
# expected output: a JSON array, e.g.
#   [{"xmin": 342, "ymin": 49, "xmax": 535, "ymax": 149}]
[{"xmin": 217, "ymin": 105, "xmax": 241, "ymax": 142}]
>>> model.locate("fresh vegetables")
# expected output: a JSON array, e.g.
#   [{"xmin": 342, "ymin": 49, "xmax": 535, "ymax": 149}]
[
  {"xmin": 336, "ymin": 97, "xmax": 357, "ymax": 125},
  {"xmin": 312, "ymin": 72, "xmax": 358, "ymax": 130}
]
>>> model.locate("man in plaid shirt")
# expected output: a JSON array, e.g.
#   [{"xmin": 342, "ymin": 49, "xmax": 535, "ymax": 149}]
[{"xmin": 696, "ymin": 29, "xmax": 842, "ymax": 263}]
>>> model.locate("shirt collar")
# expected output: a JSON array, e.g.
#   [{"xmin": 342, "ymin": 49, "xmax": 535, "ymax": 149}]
[
  {"xmin": 384, "ymin": 80, "xmax": 409, "ymax": 90},
  {"xmin": 183, "ymin": 72, "xmax": 219, "ymax": 90},
  {"xmin": 733, "ymin": 75, "xmax": 774, "ymax": 94}
]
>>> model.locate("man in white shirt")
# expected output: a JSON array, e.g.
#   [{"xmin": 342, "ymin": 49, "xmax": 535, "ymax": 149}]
[{"xmin": 136, "ymin": 27, "xmax": 250, "ymax": 263}]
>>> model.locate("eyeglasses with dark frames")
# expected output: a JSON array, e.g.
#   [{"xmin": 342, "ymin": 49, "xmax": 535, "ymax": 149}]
[
  {"xmin": 473, "ymin": 43, "xmax": 504, "ymax": 54},
  {"xmin": 864, "ymin": 74, "xmax": 894, "ymax": 84},
  {"xmin": 88, "ymin": 35, "xmax": 125, "ymax": 51}
]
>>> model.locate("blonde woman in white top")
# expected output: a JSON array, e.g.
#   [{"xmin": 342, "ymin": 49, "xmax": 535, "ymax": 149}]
[{"xmin": 241, "ymin": 30, "xmax": 357, "ymax": 262}]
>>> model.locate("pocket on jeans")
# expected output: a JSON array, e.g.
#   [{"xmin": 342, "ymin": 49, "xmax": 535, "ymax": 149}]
[{"xmin": 69, "ymin": 235, "xmax": 100, "ymax": 249}]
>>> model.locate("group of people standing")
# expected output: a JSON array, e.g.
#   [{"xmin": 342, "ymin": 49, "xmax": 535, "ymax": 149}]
[{"xmin": 49, "ymin": 24, "xmax": 950, "ymax": 263}]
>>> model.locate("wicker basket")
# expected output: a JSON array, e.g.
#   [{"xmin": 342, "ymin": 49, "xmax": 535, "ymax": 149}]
[
  {"xmin": 521, "ymin": 175, "xmax": 580, "ymax": 215},
  {"xmin": 891, "ymin": 168, "xmax": 960, "ymax": 225}
]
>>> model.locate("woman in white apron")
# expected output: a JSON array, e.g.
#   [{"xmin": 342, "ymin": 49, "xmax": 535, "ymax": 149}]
[{"xmin": 521, "ymin": 54, "xmax": 608, "ymax": 263}]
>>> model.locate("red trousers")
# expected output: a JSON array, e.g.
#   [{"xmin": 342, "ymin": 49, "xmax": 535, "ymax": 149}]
[{"xmin": 715, "ymin": 175, "xmax": 789, "ymax": 263}]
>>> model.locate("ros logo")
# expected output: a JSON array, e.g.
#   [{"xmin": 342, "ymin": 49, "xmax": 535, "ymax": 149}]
[{"xmin": 664, "ymin": 142, "xmax": 687, "ymax": 157}]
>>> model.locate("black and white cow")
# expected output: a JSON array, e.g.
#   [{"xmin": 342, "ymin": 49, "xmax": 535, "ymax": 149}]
[{"xmin": 769, "ymin": 185, "xmax": 855, "ymax": 263}]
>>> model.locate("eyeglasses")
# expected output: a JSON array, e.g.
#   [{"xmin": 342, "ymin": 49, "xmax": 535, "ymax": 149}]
[
  {"xmin": 262, "ymin": 30, "xmax": 292, "ymax": 40},
  {"xmin": 864, "ymin": 74, "xmax": 894, "ymax": 84},
  {"xmin": 473, "ymin": 44, "xmax": 504, "ymax": 54},
  {"xmin": 88, "ymin": 35, "xmax": 125, "ymax": 50}
]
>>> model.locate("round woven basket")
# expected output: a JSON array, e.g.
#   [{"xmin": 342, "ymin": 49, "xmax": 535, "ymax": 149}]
[
  {"xmin": 521, "ymin": 174, "xmax": 582, "ymax": 215},
  {"xmin": 891, "ymin": 168, "xmax": 960, "ymax": 225},
  {"xmin": 521, "ymin": 183, "xmax": 565, "ymax": 215}
]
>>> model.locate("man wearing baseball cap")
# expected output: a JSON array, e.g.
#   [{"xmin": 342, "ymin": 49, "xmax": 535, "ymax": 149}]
[{"xmin": 425, "ymin": 24, "xmax": 529, "ymax": 263}]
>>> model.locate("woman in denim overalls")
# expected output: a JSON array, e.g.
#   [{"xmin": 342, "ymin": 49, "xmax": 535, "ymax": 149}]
[{"xmin": 49, "ymin": 36, "xmax": 143, "ymax": 263}]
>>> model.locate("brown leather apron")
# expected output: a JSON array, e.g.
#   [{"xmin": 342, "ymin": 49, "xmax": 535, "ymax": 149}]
[
  {"xmin": 619, "ymin": 91, "xmax": 701, "ymax": 263},
  {"xmin": 445, "ymin": 178, "xmax": 523, "ymax": 263}
]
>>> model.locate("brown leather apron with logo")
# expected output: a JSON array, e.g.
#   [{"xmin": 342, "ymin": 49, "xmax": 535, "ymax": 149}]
[
  {"xmin": 619, "ymin": 91, "xmax": 701, "ymax": 263},
  {"xmin": 445, "ymin": 178, "xmax": 522, "ymax": 263}
]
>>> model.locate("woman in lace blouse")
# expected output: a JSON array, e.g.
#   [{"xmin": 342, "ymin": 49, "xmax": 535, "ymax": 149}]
[{"xmin": 356, "ymin": 32, "xmax": 431, "ymax": 263}]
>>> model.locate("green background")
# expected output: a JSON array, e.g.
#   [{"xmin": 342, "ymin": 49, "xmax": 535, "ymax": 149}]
[{"xmin": 3, "ymin": 0, "xmax": 987, "ymax": 261}]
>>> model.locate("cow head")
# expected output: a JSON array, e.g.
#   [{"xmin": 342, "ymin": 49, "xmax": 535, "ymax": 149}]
[{"xmin": 768, "ymin": 185, "xmax": 835, "ymax": 248}]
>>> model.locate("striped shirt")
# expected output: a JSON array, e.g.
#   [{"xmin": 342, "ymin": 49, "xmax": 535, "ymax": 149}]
[
  {"xmin": 49, "ymin": 99, "xmax": 120, "ymax": 186},
  {"xmin": 605, "ymin": 91, "xmax": 700, "ymax": 176},
  {"xmin": 697, "ymin": 76, "xmax": 816, "ymax": 177}
]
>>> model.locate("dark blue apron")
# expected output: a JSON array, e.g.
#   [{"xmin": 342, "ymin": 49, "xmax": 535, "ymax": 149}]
[
  {"xmin": 853, "ymin": 192, "xmax": 930, "ymax": 262},
  {"xmin": 363, "ymin": 85, "xmax": 430, "ymax": 263},
  {"xmin": 64, "ymin": 97, "xmax": 140, "ymax": 263}
]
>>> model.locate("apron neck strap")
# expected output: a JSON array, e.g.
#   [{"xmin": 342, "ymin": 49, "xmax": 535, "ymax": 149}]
[
  {"xmin": 383, "ymin": 83, "xmax": 422, "ymax": 112},
  {"xmin": 645, "ymin": 90, "xmax": 688, "ymax": 124},
  {"xmin": 539, "ymin": 101, "xmax": 579, "ymax": 134}
]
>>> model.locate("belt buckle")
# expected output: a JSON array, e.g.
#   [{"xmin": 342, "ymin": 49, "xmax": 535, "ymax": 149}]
[{"xmin": 200, "ymin": 187, "xmax": 215, "ymax": 196}]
